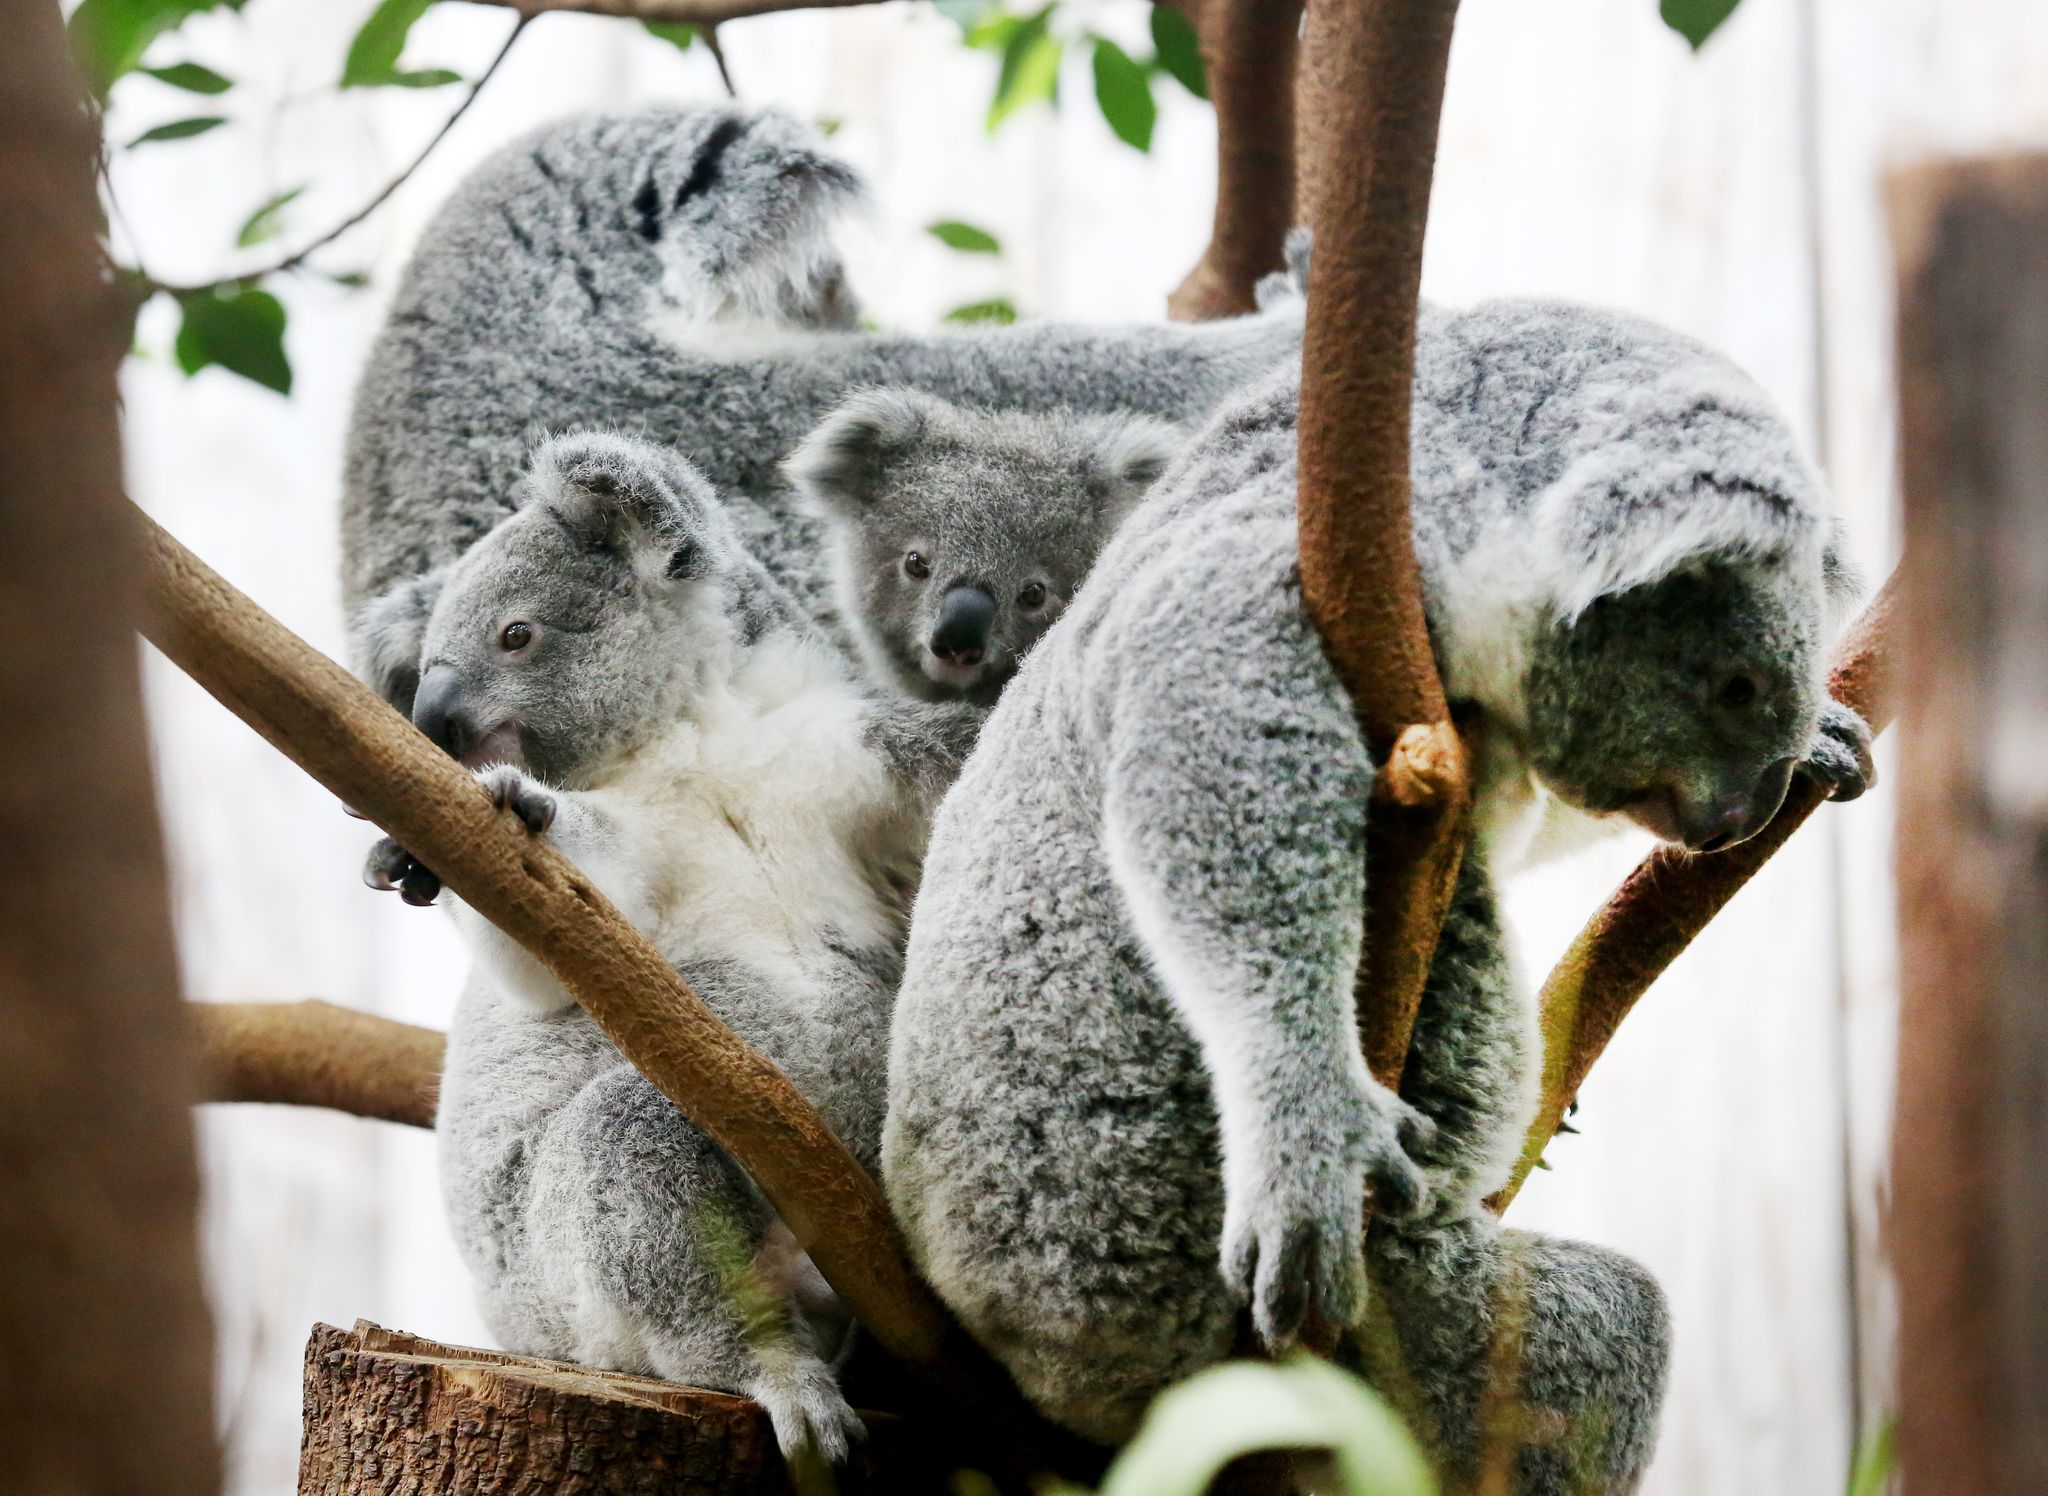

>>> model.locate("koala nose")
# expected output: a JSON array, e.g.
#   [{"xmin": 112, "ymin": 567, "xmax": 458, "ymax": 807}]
[
  {"xmin": 929, "ymin": 584, "xmax": 997, "ymax": 668},
  {"xmin": 1686, "ymin": 758, "xmax": 1798, "ymax": 854},
  {"xmin": 411, "ymin": 664, "xmax": 478, "ymax": 761}
]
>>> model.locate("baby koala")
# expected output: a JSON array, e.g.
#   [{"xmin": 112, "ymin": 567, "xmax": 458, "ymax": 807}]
[
  {"xmin": 785, "ymin": 389, "xmax": 1183, "ymax": 705},
  {"xmin": 361, "ymin": 430, "xmax": 974, "ymax": 1462}
]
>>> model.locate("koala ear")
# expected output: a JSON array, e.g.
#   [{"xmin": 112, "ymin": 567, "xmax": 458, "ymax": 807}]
[
  {"xmin": 530, "ymin": 432, "xmax": 719, "ymax": 581},
  {"xmin": 1085, "ymin": 414, "xmax": 1185, "ymax": 530},
  {"xmin": 352, "ymin": 568, "xmax": 447, "ymax": 714},
  {"xmin": 784, "ymin": 388, "xmax": 945, "ymax": 516},
  {"xmin": 1820, "ymin": 513, "xmax": 1867, "ymax": 636}
]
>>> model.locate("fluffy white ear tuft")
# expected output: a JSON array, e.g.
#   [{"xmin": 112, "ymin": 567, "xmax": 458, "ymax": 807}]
[
  {"xmin": 1087, "ymin": 413, "xmax": 1186, "ymax": 528},
  {"xmin": 784, "ymin": 387, "xmax": 949, "ymax": 516},
  {"xmin": 529, "ymin": 431, "xmax": 721, "ymax": 579}
]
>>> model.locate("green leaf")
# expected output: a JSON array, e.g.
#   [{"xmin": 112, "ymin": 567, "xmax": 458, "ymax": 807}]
[
  {"xmin": 1659, "ymin": 0, "xmax": 1743, "ymax": 50},
  {"xmin": 141, "ymin": 61, "xmax": 232, "ymax": 94},
  {"xmin": 988, "ymin": 6, "xmax": 1061, "ymax": 133},
  {"xmin": 69, "ymin": 0, "xmax": 241, "ymax": 99},
  {"xmin": 127, "ymin": 115, "xmax": 226, "ymax": 147},
  {"xmin": 1846, "ymin": 1417, "xmax": 1896, "ymax": 1496},
  {"xmin": 174, "ymin": 287, "xmax": 292, "ymax": 395},
  {"xmin": 643, "ymin": 19, "xmax": 697, "ymax": 49},
  {"xmin": 1091, "ymin": 36, "xmax": 1156, "ymax": 152},
  {"xmin": 341, "ymin": 0, "xmax": 438, "ymax": 88},
  {"xmin": 1149, "ymin": 5, "xmax": 1206, "ymax": 99},
  {"xmin": 1099, "ymin": 1357, "xmax": 1437, "ymax": 1496},
  {"xmin": 927, "ymin": 220, "xmax": 1002, "ymax": 255},
  {"xmin": 944, "ymin": 297, "xmax": 1018, "ymax": 326},
  {"xmin": 384, "ymin": 67, "xmax": 463, "ymax": 87},
  {"xmin": 325, "ymin": 270, "xmax": 373, "ymax": 289},
  {"xmin": 235, "ymin": 186, "xmax": 307, "ymax": 249}
]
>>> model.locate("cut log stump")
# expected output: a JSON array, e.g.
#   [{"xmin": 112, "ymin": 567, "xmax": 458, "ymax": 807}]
[{"xmin": 298, "ymin": 1321, "xmax": 953, "ymax": 1494}]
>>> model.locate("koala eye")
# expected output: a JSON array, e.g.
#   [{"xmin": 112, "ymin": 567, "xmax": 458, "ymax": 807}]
[
  {"xmin": 1717, "ymin": 673, "xmax": 1758, "ymax": 709},
  {"xmin": 903, "ymin": 552, "xmax": 932, "ymax": 581},
  {"xmin": 499, "ymin": 620, "xmax": 539, "ymax": 655},
  {"xmin": 1017, "ymin": 581, "xmax": 1049, "ymax": 610}
]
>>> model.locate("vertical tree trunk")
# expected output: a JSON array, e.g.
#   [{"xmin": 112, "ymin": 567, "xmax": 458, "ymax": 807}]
[
  {"xmin": 0, "ymin": 3, "xmax": 219, "ymax": 1492},
  {"xmin": 1890, "ymin": 151, "xmax": 2048, "ymax": 1495}
]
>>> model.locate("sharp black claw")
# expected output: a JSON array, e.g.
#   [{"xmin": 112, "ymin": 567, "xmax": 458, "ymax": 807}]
[{"xmin": 1557, "ymin": 1120, "xmax": 1580, "ymax": 1136}]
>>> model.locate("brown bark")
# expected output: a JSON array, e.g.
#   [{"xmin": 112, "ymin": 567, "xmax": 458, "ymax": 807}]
[
  {"xmin": 0, "ymin": 3, "xmax": 219, "ymax": 1491},
  {"xmin": 138, "ymin": 514, "xmax": 1084, "ymax": 1476},
  {"xmin": 1292, "ymin": 0, "xmax": 1470, "ymax": 1092},
  {"xmin": 299, "ymin": 1321, "xmax": 952, "ymax": 1495},
  {"xmin": 193, "ymin": 1001, "xmax": 443, "ymax": 1128},
  {"xmin": 1887, "ymin": 152, "xmax": 2048, "ymax": 1496},
  {"xmin": 1491, "ymin": 575, "xmax": 1900, "ymax": 1210},
  {"xmin": 1167, "ymin": 0, "xmax": 1303, "ymax": 322}
]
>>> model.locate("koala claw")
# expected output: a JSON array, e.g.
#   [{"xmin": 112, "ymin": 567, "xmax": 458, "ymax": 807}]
[
  {"xmin": 478, "ymin": 764, "xmax": 557, "ymax": 835},
  {"xmin": 748, "ymin": 1361, "xmax": 865, "ymax": 1466},
  {"xmin": 1799, "ymin": 700, "xmax": 1876, "ymax": 803},
  {"xmin": 363, "ymin": 835, "xmax": 441, "ymax": 907}
]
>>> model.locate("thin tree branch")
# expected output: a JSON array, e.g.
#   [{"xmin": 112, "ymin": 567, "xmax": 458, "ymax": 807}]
[
  {"xmin": 484, "ymin": 0, "xmax": 889, "ymax": 23},
  {"xmin": 701, "ymin": 23, "xmax": 738, "ymax": 96},
  {"xmin": 149, "ymin": 15, "xmax": 530, "ymax": 299},
  {"xmin": 1167, "ymin": 0, "xmax": 1302, "ymax": 322},
  {"xmin": 1293, "ymin": 0, "xmax": 1469, "ymax": 1091},
  {"xmin": 1492, "ymin": 573, "xmax": 1901, "ymax": 1211},
  {"xmin": 135, "ymin": 508, "xmax": 1088, "ymax": 1478},
  {"xmin": 192, "ymin": 1001, "xmax": 444, "ymax": 1128}
]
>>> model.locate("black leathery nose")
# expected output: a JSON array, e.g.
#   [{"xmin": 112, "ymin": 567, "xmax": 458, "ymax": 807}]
[
  {"xmin": 930, "ymin": 584, "xmax": 997, "ymax": 667},
  {"xmin": 411, "ymin": 664, "xmax": 475, "ymax": 759}
]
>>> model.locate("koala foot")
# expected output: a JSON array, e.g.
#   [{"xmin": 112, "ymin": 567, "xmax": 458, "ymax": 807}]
[
  {"xmin": 1221, "ymin": 1083, "xmax": 1434, "ymax": 1351},
  {"xmin": 1799, "ymin": 700, "xmax": 1876, "ymax": 802},
  {"xmin": 362, "ymin": 835, "xmax": 441, "ymax": 907},
  {"xmin": 478, "ymin": 764, "xmax": 557, "ymax": 834},
  {"xmin": 747, "ymin": 1357, "xmax": 865, "ymax": 1465}
]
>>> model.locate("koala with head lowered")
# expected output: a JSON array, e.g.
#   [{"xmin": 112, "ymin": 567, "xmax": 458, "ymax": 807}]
[
  {"xmin": 786, "ymin": 389, "xmax": 1185, "ymax": 704},
  {"xmin": 883, "ymin": 296, "xmax": 1873, "ymax": 1489},
  {"xmin": 363, "ymin": 429, "xmax": 976, "ymax": 1462},
  {"xmin": 343, "ymin": 103, "xmax": 1302, "ymax": 714}
]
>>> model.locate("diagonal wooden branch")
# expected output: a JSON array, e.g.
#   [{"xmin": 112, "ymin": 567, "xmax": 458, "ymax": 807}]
[
  {"xmin": 1165, "ymin": 0, "xmax": 1303, "ymax": 322},
  {"xmin": 1294, "ymin": 0, "xmax": 1469, "ymax": 1090},
  {"xmin": 1492, "ymin": 573, "xmax": 1901, "ymax": 1210},
  {"xmin": 192, "ymin": 1001, "xmax": 444, "ymax": 1128},
  {"xmin": 137, "ymin": 508, "xmax": 1081, "ymax": 1469}
]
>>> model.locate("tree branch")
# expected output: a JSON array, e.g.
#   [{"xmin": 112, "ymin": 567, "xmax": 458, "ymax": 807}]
[
  {"xmin": 1293, "ymin": 0, "xmax": 1469, "ymax": 1090},
  {"xmin": 1166, "ymin": 0, "xmax": 1302, "ymax": 322},
  {"xmin": 1491, "ymin": 573, "xmax": 1901, "ymax": 1210},
  {"xmin": 136, "ymin": 510, "xmax": 1084, "ymax": 1473},
  {"xmin": 191, "ymin": 1001, "xmax": 444, "ymax": 1129},
  {"xmin": 481, "ymin": 0, "xmax": 889, "ymax": 23}
]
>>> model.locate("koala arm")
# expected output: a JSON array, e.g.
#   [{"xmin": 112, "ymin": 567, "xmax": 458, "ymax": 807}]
[
  {"xmin": 1093, "ymin": 527, "xmax": 1429, "ymax": 1349},
  {"xmin": 859, "ymin": 697, "xmax": 984, "ymax": 801}
]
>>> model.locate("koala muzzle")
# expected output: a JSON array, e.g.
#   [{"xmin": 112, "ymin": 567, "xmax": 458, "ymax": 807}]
[
  {"xmin": 413, "ymin": 664, "xmax": 495, "ymax": 767},
  {"xmin": 1684, "ymin": 756, "xmax": 1798, "ymax": 854},
  {"xmin": 928, "ymin": 584, "xmax": 997, "ymax": 669}
]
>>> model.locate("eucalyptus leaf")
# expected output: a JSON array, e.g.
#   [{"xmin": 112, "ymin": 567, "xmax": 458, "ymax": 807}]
[
  {"xmin": 235, "ymin": 186, "xmax": 307, "ymax": 249},
  {"xmin": 944, "ymin": 297, "xmax": 1019, "ymax": 326},
  {"xmin": 174, "ymin": 287, "xmax": 292, "ymax": 395},
  {"xmin": 1149, "ymin": 5, "xmax": 1207, "ymax": 99},
  {"xmin": 927, "ymin": 220, "xmax": 1002, "ymax": 255},
  {"xmin": 341, "ymin": 0, "xmax": 440, "ymax": 88},
  {"xmin": 1846, "ymin": 1418, "xmax": 1896, "ymax": 1496},
  {"xmin": 68, "ymin": 0, "xmax": 241, "ymax": 99},
  {"xmin": 987, "ymin": 6, "xmax": 1060, "ymax": 133},
  {"xmin": 1659, "ymin": 0, "xmax": 1743, "ymax": 50},
  {"xmin": 128, "ymin": 115, "xmax": 227, "ymax": 147},
  {"xmin": 384, "ymin": 67, "xmax": 463, "ymax": 88},
  {"xmin": 142, "ymin": 61, "xmax": 232, "ymax": 94},
  {"xmin": 643, "ymin": 20, "xmax": 697, "ymax": 50},
  {"xmin": 1090, "ymin": 36, "xmax": 1155, "ymax": 152}
]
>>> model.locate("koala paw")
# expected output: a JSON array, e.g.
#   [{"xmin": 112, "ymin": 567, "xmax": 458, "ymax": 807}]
[
  {"xmin": 1220, "ymin": 1083, "xmax": 1433, "ymax": 1350},
  {"xmin": 748, "ymin": 1359, "xmax": 865, "ymax": 1466},
  {"xmin": 477, "ymin": 764, "xmax": 557, "ymax": 834},
  {"xmin": 362, "ymin": 835, "xmax": 441, "ymax": 907},
  {"xmin": 1800, "ymin": 700, "xmax": 1876, "ymax": 803}
]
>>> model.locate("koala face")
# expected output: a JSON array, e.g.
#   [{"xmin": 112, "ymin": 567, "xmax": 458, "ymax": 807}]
[
  {"xmin": 1524, "ymin": 562, "xmax": 1824, "ymax": 852},
  {"xmin": 787, "ymin": 389, "xmax": 1183, "ymax": 705},
  {"xmin": 405, "ymin": 433, "xmax": 773, "ymax": 786}
]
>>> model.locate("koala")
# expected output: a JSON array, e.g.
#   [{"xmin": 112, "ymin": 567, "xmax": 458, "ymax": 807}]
[
  {"xmin": 784, "ymin": 389, "xmax": 1184, "ymax": 705},
  {"xmin": 343, "ymin": 103, "xmax": 1304, "ymax": 714},
  {"xmin": 884, "ymin": 299, "xmax": 1874, "ymax": 1488},
  {"xmin": 363, "ymin": 430, "xmax": 975, "ymax": 1462}
]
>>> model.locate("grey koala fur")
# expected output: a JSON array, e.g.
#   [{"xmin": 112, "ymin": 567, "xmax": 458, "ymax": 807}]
[
  {"xmin": 367, "ymin": 429, "xmax": 976, "ymax": 1461},
  {"xmin": 343, "ymin": 103, "xmax": 1303, "ymax": 712},
  {"xmin": 885, "ymin": 297, "xmax": 1874, "ymax": 1487},
  {"xmin": 784, "ymin": 388, "xmax": 1185, "ymax": 705}
]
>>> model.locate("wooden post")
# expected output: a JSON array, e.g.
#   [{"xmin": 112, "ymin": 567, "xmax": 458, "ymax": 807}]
[
  {"xmin": 0, "ymin": 1, "xmax": 219, "ymax": 1489},
  {"xmin": 1889, "ymin": 151, "xmax": 2048, "ymax": 1495}
]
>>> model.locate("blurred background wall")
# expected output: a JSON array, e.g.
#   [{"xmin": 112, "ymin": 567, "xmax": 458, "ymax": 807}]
[{"xmin": 105, "ymin": 1, "xmax": 2048, "ymax": 1490}]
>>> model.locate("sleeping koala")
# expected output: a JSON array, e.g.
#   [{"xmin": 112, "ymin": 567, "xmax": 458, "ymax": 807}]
[
  {"xmin": 885, "ymin": 299, "xmax": 1873, "ymax": 1488},
  {"xmin": 785, "ymin": 389, "xmax": 1184, "ymax": 704},
  {"xmin": 363, "ymin": 431, "xmax": 974, "ymax": 1462}
]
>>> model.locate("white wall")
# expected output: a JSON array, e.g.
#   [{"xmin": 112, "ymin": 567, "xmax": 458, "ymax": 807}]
[{"xmin": 105, "ymin": 2, "xmax": 2048, "ymax": 1490}]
